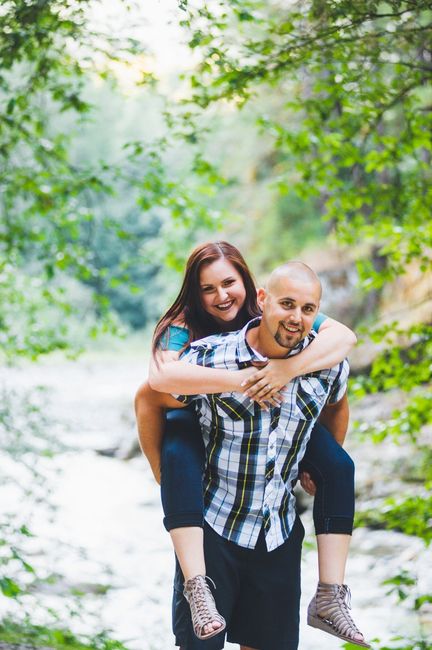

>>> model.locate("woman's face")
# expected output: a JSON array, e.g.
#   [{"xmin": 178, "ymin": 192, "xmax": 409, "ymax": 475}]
[{"xmin": 199, "ymin": 257, "xmax": 247, "ymax": 326}]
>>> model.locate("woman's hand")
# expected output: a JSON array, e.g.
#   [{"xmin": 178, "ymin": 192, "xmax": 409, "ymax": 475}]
[
  {"xmin": 241, "ymin": 359, "xmax": 296, "ymax": 403},
  {"xmin": 235, "ymin": 366, "xmax": 283, "ymax": 409}
]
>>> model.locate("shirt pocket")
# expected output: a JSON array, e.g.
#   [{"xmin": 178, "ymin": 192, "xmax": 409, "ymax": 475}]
[
  {"xmin": 212, "ymin": 394, "xmax": 256, "ymax": 421},
  {"xmin": 296, "ymin": 377, "xmax": 328, "ymax": 421}
]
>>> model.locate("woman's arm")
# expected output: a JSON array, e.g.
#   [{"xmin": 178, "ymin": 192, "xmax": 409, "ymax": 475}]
[
  {"xmin": 242, "ymin": 317, "xmax": 357, "ymax": 401},
  {"xmin": 148, "ymin": 353, "xmax": 257, "ymax": 395},
  {"xmin": 134, "ymin": 381, "xmax": 183, "ymax": 484},
  {"xmin": 149, "ymin": 317, "xmax": 355, "ymax": 401}
]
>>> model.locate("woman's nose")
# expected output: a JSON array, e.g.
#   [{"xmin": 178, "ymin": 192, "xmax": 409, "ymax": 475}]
[{"xmin": 216, "ymin": 287, "xmax": 228, "ymax": 301}]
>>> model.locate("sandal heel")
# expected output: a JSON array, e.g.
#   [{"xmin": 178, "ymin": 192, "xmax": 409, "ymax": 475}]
[{"xmin": 307, "ymin": 582, "xmax": 371, "ymax": 649}]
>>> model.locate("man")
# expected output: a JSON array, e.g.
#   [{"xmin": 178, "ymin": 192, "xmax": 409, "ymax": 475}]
[{"xmin": 170, "ymin": 262, "xmax": 350, "ymax": 650}]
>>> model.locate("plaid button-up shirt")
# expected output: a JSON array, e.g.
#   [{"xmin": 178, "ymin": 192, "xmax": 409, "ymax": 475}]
[{"xmin": 176, "ymin": 318, "xmax": 349, "ymax": 551}]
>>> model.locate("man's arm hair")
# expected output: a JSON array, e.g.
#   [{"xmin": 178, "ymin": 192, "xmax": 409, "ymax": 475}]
[{"xmin": 318, "ymin": 391, "xmax": 349, "ymax": 446}]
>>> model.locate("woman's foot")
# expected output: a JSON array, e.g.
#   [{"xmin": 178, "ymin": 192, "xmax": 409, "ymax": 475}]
[
  {"xmin": 307, "ymin": 582, "xmax": 370, "ymax": 648},
  {"xmin": 183, "ymin": 575, "xmax": 226, "ymax": 640}
]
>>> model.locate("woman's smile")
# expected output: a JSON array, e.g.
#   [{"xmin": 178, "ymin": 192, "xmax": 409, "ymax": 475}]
[{"xmin": 214, "ymin": 298, "xmax": 235, "ymax": 311}]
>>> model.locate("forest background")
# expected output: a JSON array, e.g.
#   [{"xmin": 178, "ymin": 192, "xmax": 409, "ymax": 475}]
[{"xmin": 0, "ymin": 1, "xmax": 431, "ymax": 649}]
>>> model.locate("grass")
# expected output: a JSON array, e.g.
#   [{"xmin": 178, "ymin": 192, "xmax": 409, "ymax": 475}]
[{"xmin": 0, "ymin": 620, "xmax": 129, "ymax": 650}]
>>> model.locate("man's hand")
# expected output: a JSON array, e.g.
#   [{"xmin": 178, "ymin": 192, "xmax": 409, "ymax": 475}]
[{"xmin": 299, "ymin": 471, "xmax": 317, "ymax": 496}]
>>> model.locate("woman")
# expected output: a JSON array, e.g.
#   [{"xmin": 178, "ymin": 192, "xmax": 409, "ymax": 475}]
[{"xmin": 135, "ymin": 241, "xmax": 368, "ymax": 648}]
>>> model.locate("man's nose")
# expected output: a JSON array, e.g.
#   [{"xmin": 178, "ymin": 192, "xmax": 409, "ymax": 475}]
[{"xmin": 289, "ymin": 307, "xmax": 301, "ymax": 321}]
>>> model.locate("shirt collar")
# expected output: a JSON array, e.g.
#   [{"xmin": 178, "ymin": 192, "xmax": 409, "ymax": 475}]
[{"xmin": 237, "ymin": 317, "xmax": 316, "ymax": 364}]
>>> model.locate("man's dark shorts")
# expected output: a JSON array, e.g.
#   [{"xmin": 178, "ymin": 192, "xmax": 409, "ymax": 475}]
[{"xmin": 173, "ymin": 517, "xmax": 305, "ymax": 650}]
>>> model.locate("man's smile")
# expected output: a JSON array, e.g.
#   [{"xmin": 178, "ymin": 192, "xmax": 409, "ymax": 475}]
[{"xmin": 280, "ymin": 321, "xmax": 301, "ymax": 334}]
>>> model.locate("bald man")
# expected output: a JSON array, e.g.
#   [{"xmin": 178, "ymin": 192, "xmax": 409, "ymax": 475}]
[{"xmin": 171, "ymin": 263, "xmax": 350, "ymax": 650}]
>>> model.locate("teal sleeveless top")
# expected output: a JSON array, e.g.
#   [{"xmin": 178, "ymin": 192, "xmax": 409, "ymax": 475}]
[{"xmin": 161, "ymin": 314, "xmax": 328, "ymax": 352}]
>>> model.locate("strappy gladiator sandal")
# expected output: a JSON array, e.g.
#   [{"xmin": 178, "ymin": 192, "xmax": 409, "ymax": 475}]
[
  {"xmin": 183, "ymin": 574, "xmax": 226, "ymax": 640},
  {"xmin": 307, "ymin": 582, "xmax": 371, "ymax": 648}
]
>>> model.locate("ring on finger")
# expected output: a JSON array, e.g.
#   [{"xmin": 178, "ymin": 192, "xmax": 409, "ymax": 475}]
[{"xmin": 267, "ymin": 383, "xmax": 272, "ymax": 391}]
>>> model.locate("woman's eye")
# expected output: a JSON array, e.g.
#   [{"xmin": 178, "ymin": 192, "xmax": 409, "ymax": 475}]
[
  {"xmin": 223, "ymin": 280, "xmax": 235, "ymax": 287},
  {"xmin": 202, "ymin": 287, "xmax": 214, "ymax": 293}
]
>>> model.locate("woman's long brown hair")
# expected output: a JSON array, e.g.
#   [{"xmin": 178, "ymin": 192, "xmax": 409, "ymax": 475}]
[{"xmin": 152, "ymin": 241, "xmax": 261, "ymax": 354}]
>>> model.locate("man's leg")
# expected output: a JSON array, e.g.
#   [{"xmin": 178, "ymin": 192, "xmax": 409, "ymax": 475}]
[{"xmin": 228, "ymin": 516, "xmax": 305, "ymax": 650}]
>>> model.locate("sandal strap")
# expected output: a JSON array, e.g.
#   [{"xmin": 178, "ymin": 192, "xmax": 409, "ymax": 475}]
[
  {"xmin": 316, "ymin": 582, "xmax": 362, "ymax": 640},
  {"xmin": 183, "ymin": 575, "xmax": 225, "ymax": 638}
]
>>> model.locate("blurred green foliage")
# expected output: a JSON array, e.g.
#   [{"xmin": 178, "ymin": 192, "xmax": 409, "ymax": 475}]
[
  {"xmin": 1, "ymin": 0, "xmax": 132, "ymax": 356},
  {"xmin": 0, "ymin": 0, "xmax": 228, "ymax": 357},
  {"xmin": 177, "ymin": 0, "xmax": 432, "ymax": 283},
  {"xmin": 356, "ymin": 495, "xmax": 432, "ymax": 544},
  {"xmin": 0, "ymin": 618, "xmax": 130, "ymax": 649}
]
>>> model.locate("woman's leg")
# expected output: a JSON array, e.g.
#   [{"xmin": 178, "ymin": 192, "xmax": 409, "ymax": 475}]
[
  {"xmin": 135, "ymin": 386, "xmax": 224, "ymax": 638},
  {"xmin": 135, "ymin": 381, "xmax": 167, "ymax": 483},
  {"xmin": 161, "ymin": 408, "xmax": 225, "ymax": 639},
  {"xmin": 161, "ymin": 408, "xmax": 207, "ymax": 580},
  {"xmin": 300, "ymin": 422, "xmax": 368, "ymax": 646},
  {"xmin": 301, "ymin": 421, "xmax": 354, "ymax": 578}
]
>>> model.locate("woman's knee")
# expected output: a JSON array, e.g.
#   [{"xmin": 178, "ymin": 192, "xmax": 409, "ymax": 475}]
[
  {"xmin": 307, "ymin": 424, "xmax": 355, "ymax": 482},
  {"xmin": 318, "ymin": 445, "xmax": 355, "ymax": 485},
  {"xmin": 332, "ymin": 446, "xmax": 355, "ymax": 481}
]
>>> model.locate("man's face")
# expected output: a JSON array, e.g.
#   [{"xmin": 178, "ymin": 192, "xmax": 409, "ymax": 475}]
[{"xmin": 257, "ymin": 277, "xmax": 320, "ymax": 351}]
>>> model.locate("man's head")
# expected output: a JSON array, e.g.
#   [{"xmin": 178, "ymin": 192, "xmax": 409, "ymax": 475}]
[{"xmin": 256, "ymin": 262, "xmax": 322, "ymax": 353}]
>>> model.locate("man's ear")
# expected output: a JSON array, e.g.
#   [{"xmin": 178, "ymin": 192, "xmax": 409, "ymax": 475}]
[{"xmin": 257, "ymin": 287, "xmax": 266, "ymax": 311}]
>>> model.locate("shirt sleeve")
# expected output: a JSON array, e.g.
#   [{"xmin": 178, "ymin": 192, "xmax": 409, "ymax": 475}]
[
  {"xmin": 159, "ymin": 325, "xmax": 190, "ymax": 351},
  {"xmin": 327, "ymin": 359, "xmax": 349, "ymax": 404},
  {"xmin": 312, "ymin": 312, "xmax": 327, "ymax": 333}
]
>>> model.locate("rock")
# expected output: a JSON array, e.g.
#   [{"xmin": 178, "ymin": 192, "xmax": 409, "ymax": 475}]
[
  {"xmin": 114, "ymin": 431, "xmax": 141, "ymax": 460},
  {"xmin": 95, "ymin": 446, "xmax": 119, "ymax": 458}
]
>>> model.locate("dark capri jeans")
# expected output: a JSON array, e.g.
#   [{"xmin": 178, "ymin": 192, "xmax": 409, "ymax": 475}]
[{"xmin": 160, "ymin": 407, "xmax": 355, "ymax": 536}]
